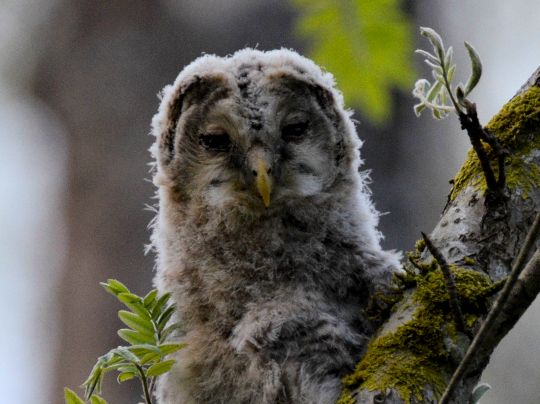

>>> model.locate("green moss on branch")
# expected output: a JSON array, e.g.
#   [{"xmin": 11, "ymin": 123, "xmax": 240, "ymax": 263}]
[
  {"xmin": 450, "ymin": 87, "xmax": 540, "ymax": 201},
  {"xmin": 340, "ymin": 266, "xmax": 492, "ymax": 403}
]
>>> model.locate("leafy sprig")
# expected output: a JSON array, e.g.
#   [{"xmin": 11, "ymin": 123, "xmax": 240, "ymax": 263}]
[
  {"xmin": 412, "ymin": 26, "xmax": 483, "ymax": 119},
  {"xmin": 64, "ymin": 280, "xmax": 185, "ymax": 404},
  {"xmin": 412, "ymin": 26, "xmax": 507, "ymax": 202}
]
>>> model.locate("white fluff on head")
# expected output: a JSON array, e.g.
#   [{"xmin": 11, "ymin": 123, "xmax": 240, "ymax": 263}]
[
  {"xmin": 150, "ymin": 48, "xmax": 394, "ymax": 253},
  {"xmin": 149, "ymin": 48, "xmax": 402, "ymax": 404}
]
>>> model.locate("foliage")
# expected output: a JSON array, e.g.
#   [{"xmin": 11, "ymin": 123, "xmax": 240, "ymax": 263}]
[
  {"xmin": 470, "ymin": 383, "xmax": 491, "ymax": 404},
  {"xmin": 293, "ymin": 0, "xmax": 414, "ymax": 123},
  {"xmin": 412, "ymin": 26, "xmax": 483, "ymax": 119},
  {"xmin": 64, "ymin": 280, "xmax": 185, "ymax": 404}
]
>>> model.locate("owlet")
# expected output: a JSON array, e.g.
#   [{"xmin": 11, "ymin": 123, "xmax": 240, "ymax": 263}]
[{"xmin": 150, "ymin": 48, "xmax": 401, "ymax": 404}]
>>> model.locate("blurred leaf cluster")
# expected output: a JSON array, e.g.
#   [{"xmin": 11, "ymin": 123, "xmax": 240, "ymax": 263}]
[
  {"xmin": 293, "ymin": 0, "xmax": 414, "ymax": 123},
  {"xmin": 64, "ymin": 280, "xmax": 185, "ymax": 404}
]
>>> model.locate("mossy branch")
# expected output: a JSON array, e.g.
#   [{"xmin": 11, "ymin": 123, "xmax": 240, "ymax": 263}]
[
  {"xmin": 421, "ymin": 232, "xmax": 469, "ymax": 337},
  {"xmin": 439, "ymin": 211, "xmax": 540, "ymax": 403},
  {"xmin": 457, "ymin": 101, "xmax": 507, "ymax": 204},
  {"xmin": 343, "ymin": 35, "xmax": 540, "ymax": 403}
]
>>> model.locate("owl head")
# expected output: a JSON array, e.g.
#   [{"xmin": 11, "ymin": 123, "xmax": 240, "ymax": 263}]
[{"xmin": 151, "ymin": 48, "xmax": 369, "ymax": 217}]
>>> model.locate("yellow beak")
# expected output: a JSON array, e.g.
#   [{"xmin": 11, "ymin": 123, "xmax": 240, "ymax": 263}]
[{"xmin": 255, "ymin": 158, "xmax": 272, "ymax": 208}]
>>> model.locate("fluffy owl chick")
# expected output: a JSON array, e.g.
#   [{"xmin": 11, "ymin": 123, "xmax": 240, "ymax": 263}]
[{"xmin": 150, "ymin": 48, "xmax": 401, "ymax": 404}]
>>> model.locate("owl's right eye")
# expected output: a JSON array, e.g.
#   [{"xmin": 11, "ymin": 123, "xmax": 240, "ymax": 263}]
[
  {"xmin": 281, "ymin": 121, "xmax": 309, "ymax": 143},
  {"xmin": 199, "ymin": 132, "xmax": 232, "ymax": 152}
]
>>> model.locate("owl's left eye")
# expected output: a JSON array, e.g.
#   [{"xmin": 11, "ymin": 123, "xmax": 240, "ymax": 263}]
[
  {"xmin": 281, "ymin": 121, "xmax": 309, "ymax": 142},
  {"xmin": 199, "ymin": 132, "xmax": 232, "ymax": 152}
]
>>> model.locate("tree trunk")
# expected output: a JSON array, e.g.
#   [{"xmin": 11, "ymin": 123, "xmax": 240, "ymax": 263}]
[{"xmin": 341, "ymin": 67, "xmax": 540, "ymax": 403}]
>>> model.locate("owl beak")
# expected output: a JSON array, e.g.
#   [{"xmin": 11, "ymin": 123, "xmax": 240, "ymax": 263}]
[{"xmin": 255, "ymin": 158, "xmax": 272, "ymax": 208}]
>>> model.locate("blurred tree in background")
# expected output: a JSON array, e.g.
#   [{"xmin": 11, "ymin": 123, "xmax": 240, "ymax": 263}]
[{"xmin": 294, "ymin": 0, "xmax": 414, "ymax": 122}]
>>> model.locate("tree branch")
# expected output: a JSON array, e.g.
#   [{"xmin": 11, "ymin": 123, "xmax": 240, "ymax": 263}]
[
  {"xmin": 458, "ymin": 102, "xmax": 507, "ymax": 204},
  {"xmin": 345, "ymin": 66, "xmax": 540, "ymax": 404},
  {"xmin": 421, "ymin": 232, "xmax": 468, "ymax": 336},
  {"xmin": 439, "ymin": 211, "xmax": 540, "ymax": 403}
]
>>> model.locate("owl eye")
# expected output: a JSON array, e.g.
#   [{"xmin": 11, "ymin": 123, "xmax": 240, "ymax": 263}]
[
  {"xmin": 199, "ymin": 132, "xmax": 231, "ymax": 152},
  {"xmin": 281, "ymin": 121, "xmax": 309, "ymax": 142}
]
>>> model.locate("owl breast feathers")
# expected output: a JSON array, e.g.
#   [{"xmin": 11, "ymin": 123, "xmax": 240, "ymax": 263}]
[{"xmin": 150, "ymin": 48, "xmax": 401, "ymax": 404}]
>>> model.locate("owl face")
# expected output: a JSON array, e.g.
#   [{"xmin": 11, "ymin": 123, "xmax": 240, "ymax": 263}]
[{"xmin": 152, "ymin": 50, "xmax": 359, "ymax": 215}]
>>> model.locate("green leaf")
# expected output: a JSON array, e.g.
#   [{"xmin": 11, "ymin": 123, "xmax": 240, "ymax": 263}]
[
  {"xmin": 117, "ymin": 292, "xmax": 142, "ymax": 304},
  {"xmin": 447, "ymin": 64, "xmax": 456, "ymax": 83},
  {"xmin": 426, "ymin": 80, "xmax": 443, "ymax": 103},
  {"xmin": 90, "ymin": 395, "xmax": 108, "ymax": 404},
  {"xmin": 118, "ymin": 310, "xmax": 155, "ymax": 336},
  {"xmin": 159, "ymin": 343, "xmax": 187, "ymax": 356},
  {"xmin": 124, "ymin": 302, "xmax": 152, "ymax": 320},
  {"xmin": 129, "ymin": 344, "xmax": 162, "ymax": 357},
  {"xmin": 117, "ymin": 371, "xmax": 137, "ymax": 383},
  {"xmin": 413, "ymin": 103, "xmax": 426, "ymax": 117},
  {"xmin": 424, "ymin": 59, "xmax": 440, "ymax": 70},
  {"xmin": 118, "ymin": 328, "xmax": 156, "ymax": 345},
  {"xmin": 152, "ymin": 292, "xmax": 172, "ymax": 318},
  {"xmin": 160, "ymin": 323, "xmax": 182, "ymax": 340},
  {"xmin": 101, "ymin": 279, "xmax": 130, "ymax": 296},
  {"xmin": 146, "ymin": 359, "xmax": 176, "ymax": 377},
  {"xmin": 140, "ymin": 352, "xmax": 161, "ymax": 365},
  {"xmin": 432, "ymin": 66, "xmax": 445, "ymax": 83},
  {"xmin": 464, "ymin": 41, "xmax": 482, "ymax": 95},
  {"xmin": 82, "ymin": 365, "xmax": 103, "ymax": 398},
  {"xmin": 157, "ymin": 306, "xmax": 176, "ymax": 331},
  {"xmin": 110, "ymin": 346, "xmax": 140, "ymax": 363},
  {"xmin": 116, "ymin": 364, "xmax": 139, "ymax": 373},
  {"xmin": 64, "ymin": 388, "xmax": 85, "ymax": 404},
  {"xmin": 470, "ymin": 382, "xmax": 491, "ymax": 404},
  {"xmin": 440, "ymin": 87, "xmax": 448, "ymax": 108},
  {"xmin": 414, "ymin": 49, "xmax": 438, "ymax": 63},
  {"xmin": 444, "ymin": 46, "xmax": 453, "ymax": 69},
  {"xmin": 293, "ymin": 0, "xmax": 415, "ymax": 123},
  {"xmin": 103, "ymin": 362, "xmax": 128, "ymax": 372},
  {"xmin": 420, "ymin": 26, "xmax": 445, "ymax": 60},
  {"xmin": 143, "ymin": 289, "xmax": 158, "ymax": 308}
]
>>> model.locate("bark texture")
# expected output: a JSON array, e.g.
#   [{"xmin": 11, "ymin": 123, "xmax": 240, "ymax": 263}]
[{"xmin": 341, "ymin": 68, "xmax": 540, "ymax": 403}]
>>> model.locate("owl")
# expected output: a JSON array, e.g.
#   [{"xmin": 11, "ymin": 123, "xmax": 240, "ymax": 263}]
[{"xmin": 150, "ymin": 48, "xmax": 401, "ymax": 404}]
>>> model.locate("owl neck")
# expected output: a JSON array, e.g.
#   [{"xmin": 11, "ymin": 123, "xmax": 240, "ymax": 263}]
[
  {"xmin": 154, "ymin": 184, "xmax": 385, "ymax": 332},
  {"xmin": 158, "ymin": 181, "xmax": 379, "ymax": 274}
]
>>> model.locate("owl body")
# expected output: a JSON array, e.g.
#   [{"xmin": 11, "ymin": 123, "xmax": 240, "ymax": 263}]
[{"xmin": 150, "ymin": 49, "xmax": 400, "ymax": 404}]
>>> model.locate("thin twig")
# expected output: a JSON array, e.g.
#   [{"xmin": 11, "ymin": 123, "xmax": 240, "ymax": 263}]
[
  {"xmin": 136, "ymin": 364, "xmax": 154, "ymax": 404},
  {"xmin": 439, "ymin": 211, "xmax": 540, "ymax": 404},
  {"xmin": 458, "ymin": 106, "xmax": 498, "ymax": 194},
  {"xmin": 458, "ymin": 101, "xmax": 508, "ymax": 203},
  {"xmin": 439, "ymin": 53, "xmax": 505, "ymax": 203},
  {"xmin": 479, "ymin": 278, "xmax": 506, "ymax": 299},
  {"xmin": 479, "ymin": 128, "xmax": 508, "ymax": 189},
  {"xmin": 421, "ymin": 232, "xmax": 468, "ymax": 335}
]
